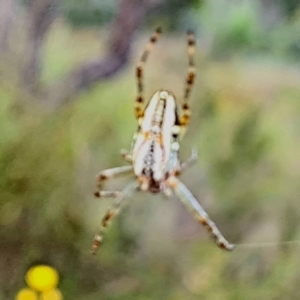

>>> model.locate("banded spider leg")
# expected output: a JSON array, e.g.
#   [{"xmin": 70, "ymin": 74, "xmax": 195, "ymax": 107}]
[
  {"xmin": 94, "ymin": 165, "xmax": 133, "ymax": 198},
  {"xmin": 92, "ymin": 180, "xmax": 138, "ymax": 254},
  {"xmin": 166, "ymin": 176, "xmax": 234, "ymax": 251}
]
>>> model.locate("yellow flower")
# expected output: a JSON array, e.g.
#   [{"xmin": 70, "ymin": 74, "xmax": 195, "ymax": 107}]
[
  {"xmin": 26, "ymin": 265, "xmax": 59, "ymax": 292},
  {"xmin": 41, "ymin": 289, "xmax": 63, "ymax": 300},
  {"xmin": 15, "ymin": 288, "xmax": 38, "ymax": 300}
]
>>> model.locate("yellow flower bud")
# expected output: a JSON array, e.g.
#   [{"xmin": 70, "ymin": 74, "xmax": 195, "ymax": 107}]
[
  {"xmin": 15, "ymin": 288, "xmax": 38, "ymax": 300},
  {"xmin": 26, "ymin": 265, "xmax": 59, "ymax": 292},
  {"xmin": 41, "ymin": 289, "xmax": 63, "ymax": 300}
]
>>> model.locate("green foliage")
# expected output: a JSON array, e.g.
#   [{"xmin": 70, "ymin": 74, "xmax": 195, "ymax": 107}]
[
  {"xmin": 279, "ymin": 0, "xmax": 300, "ymax": 17},
  {"xmin": 195, "ymin": 0, "xmax": 263, "ymax": 56},
  {"xmin": 152, "ymin": 0, "xmax": 204, "ymax": 31},
  {"xmin": 195, "ymin": 0, "xmax": 300, "ymax": 60},
  {"xmin": 62, "ymin": 0, "xmax": 116, "ymax": 27},
  {"xmin": 215, "ymin": 4, "xmax": 261, "ymax": 52},
  {"xmin": 268, "ymin": 19, "xmax": 300, "ymax": 59},
  {"xmin": 61, "ymin": 0, "xmax": 202, "ymax": 30}
]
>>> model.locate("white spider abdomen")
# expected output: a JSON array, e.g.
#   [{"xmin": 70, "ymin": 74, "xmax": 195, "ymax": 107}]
[{"xmin": 132, "ymin": 90, "xmax": 177, "ymax": 190}]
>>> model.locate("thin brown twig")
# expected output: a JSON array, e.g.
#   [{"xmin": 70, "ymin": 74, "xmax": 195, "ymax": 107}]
[
  {"xmin": 23, "ymin": 0, "xmax": 61, "ymax": 88},
  {"xmin": 46, "ymin": 0, "xmax": 163, "ymax": 108}
]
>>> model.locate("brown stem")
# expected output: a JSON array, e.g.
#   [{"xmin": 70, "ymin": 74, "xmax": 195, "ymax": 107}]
[
  {"xmin": 0, "ymin": 0, "xmax": 15, "ymax": 54},
  {"xmin": 46, "ymin": 0, "xmax": 163, "ymax": 108},
  {"xmin": 23, "ymin": 0, "xmax": 61, "ymax": 88}
]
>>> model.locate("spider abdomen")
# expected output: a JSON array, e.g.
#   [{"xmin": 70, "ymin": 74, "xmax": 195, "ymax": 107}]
[{"xmin": 132, "ymin": 90, "xmax": 178, "ymax": 191}]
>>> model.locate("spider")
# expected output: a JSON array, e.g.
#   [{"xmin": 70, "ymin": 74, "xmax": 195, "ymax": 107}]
[{"xmin": 91, "ymin": 27, "xmax": 234, "ymax": 254}]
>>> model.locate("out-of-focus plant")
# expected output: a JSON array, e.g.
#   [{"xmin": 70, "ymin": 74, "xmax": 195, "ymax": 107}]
[
  {"xmin": 269, "ymin": 17, "xmax": 300, "ymax": 59},
  {"xmin": 194, "ymin": 0, "xmax": 300, "ymax": 59},
  {"xmin": 216, "ymin": 6, "xmax": 260, "ymax": 51},
  {"xmin": 62, "ymin": 0, "xmax": 116, "ymax": 27},
  {"xmin": 279, "ymin": 0, "xmax": 300, "ymax": 18}
]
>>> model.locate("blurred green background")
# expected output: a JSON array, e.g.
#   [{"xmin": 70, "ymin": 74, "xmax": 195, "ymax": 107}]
[{"xmin": 1, "ymin": 0, "xmax": 300, "ymax": 299}]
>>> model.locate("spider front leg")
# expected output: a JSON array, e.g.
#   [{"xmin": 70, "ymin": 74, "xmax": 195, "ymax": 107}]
[
  {"xmin": 94, "ymin": 165, "xmax": 133, "ymax": 198},
  {"xmin": 180, "ymin": 30, "xmax": 196, "ymax": 130},
  {"xmin": 135, "ymin": 27, "xmax": 162, "ymax": 119},
  {"xmin": 92, "ymin": 180, "xmax": 138, "ymax": 254},
  {"xmin": 167, "ymin": 177, "xmax": 234, "ymax": 251}
]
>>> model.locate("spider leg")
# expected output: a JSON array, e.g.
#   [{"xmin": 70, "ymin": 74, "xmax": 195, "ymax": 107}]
[
  {"xmin": 91, "ymin": 180, "xmax": 138, "ymax": 254},
  {"xmin": 180, "ymin": 30, "xmax": 196, "ymax": 129},
  {"xmin": 167, "ymin": 177, "xmax": 234, "ymax": 251},
  {"xmin": 169, "ymin": 148, "xmax": 197, "ymax": 177},
  {"xmin": 180, "ymin": 148, "xmax": 198, "ymax": 173},
  {"xmin": 135, "ymin": 27, "xmax": 162, "ymax": 120},
  {"xmin": 120, "ymin": 149, "xmax": 133, "ymax": 162},
  {"xmin": 94, "ymin": 165, "xmax": 133, "ymax": 198}
]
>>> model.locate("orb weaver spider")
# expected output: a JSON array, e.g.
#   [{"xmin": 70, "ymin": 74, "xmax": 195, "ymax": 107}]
[{"xmin": 92, "ymin": 27, "xmax": 234, "ymax": 254}]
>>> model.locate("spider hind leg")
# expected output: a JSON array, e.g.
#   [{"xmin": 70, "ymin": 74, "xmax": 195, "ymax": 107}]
[{"xmin": 167, "ymin": 177, "xmax": 234, "ymax": 251}]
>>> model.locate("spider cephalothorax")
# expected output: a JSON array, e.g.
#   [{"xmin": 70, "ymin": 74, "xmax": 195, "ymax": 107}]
[{"xmin": 92, "ymin": 28, "xmax": 234, "ymax": 254}]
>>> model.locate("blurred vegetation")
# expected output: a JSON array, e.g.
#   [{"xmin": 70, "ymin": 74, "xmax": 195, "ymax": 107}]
[
  {"xmin": 62, "ymin": 0, "xmax": 116, "ymax": 27},
  {"xmin": 1, "ymin": 0, "xmax": 300, "ymax": 300}
]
